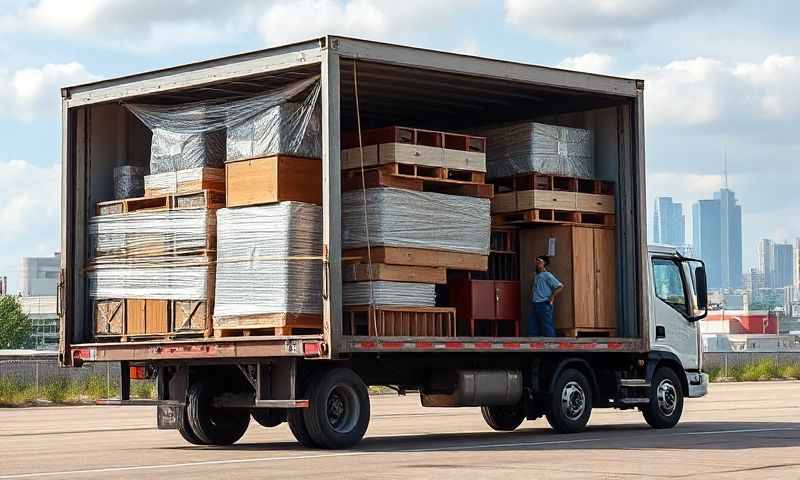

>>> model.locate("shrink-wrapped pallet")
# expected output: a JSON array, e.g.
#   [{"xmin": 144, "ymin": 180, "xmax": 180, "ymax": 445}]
[
  {"xmin": 113, "ymin": 166, "xmax": 146, "ymax": 199},
  {"xmin": 213, "ymin": 202, "xmax": 323, "ymax": 321},
  {"xmin": 343, "ymin": 281, "xmax": 436, "ymax": 307},
  {"xmin": 87, "ymin": 260, "xmax": 212, "ymax": 300},
  {"xmin": 477, "ymin": 122, "xmax": 594, "ymax": 179},
  {"xmin": 342, "ymin": 188, "xmax": 490, "ymax": 255},
  {"xmin": 148, "ymin": 129, "xmax": 225, "ymax": 174}
]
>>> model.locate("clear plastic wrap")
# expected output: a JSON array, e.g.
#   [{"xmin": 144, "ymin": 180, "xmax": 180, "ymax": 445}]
[
  {"xmin": 476, "ymin": 122, "xmax": 594, "ymax": 179},
  {"xmin": 343, "ymin": 281, "xmax": 436, "ymax": 307},
  {"xmin": 144, "ymin": 167, "xmax": 225, "ymax": 195},
  {"xmin": 149, "ymin": 128, "xmax": 225, "ymax": 174},
  {"xmin": 342, "ymin": 188, "xmax": 490, "ymax": 254},
  {"xmin": 125, "ymin": 76, "xmax": 321, "ymax": 172},
  {"xmin": 213, "ymin": 202, "xmax": 323, "ymax": 319},
  {"xmin": 113, "ymin": 166, "xmax": 145, "ymax": 199},
  {"xmin": 87, "ymin": 260, "xmax": 211, "ymax": 300},
  {"xmin": 88, "ymin": 209, "xmax": 214, "ymax": 258}
]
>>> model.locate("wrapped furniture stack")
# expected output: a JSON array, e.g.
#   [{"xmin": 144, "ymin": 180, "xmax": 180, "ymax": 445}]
[{"xmin": 341, "ymin": 126, "xmax": 493, "ymax": 336}]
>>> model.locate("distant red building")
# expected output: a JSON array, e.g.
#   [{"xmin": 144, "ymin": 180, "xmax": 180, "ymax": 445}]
[{"xmin": 705, "ymin": 310, "xmax": 778, "ymax": 334}]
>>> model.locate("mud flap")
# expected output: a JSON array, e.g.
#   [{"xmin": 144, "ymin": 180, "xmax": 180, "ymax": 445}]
[{"xmin": 157, "ymin": 404, "xmax": 180, "ymax": 430}]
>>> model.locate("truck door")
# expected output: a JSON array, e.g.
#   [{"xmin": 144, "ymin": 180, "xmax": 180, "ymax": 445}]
[{"xmin": 650, "ymin": 256, "xmax": 707, "ymax": 370}]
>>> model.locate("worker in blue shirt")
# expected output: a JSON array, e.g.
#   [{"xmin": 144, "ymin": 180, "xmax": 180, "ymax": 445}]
[{"xmin": 530, "ymin": 255, "xmax": 564, "ymax": 337}]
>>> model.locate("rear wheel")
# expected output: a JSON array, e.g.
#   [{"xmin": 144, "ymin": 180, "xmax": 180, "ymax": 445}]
[
  {"xmin": 481, "ymin": 404, "xmax": 525, "ymax": 431},
  {"xmin": 251, "ymin": 408, "xmax": 287, "ymax": 428},
  {"xmin": 186, "ymin": 378, "xmax": 250, "ymax": 445},
  {"xmin": 177, "ymin": 406, "xmax": 208, "ymax": 445},
  {"xmin": 546, "ymin": 368, "xmax": 592, "ymax": 434},
  {"xmin": 303, "ymin": 368, "xmax": 370, "ymax": 449},
  {"xmin": 642, "ymin": 367, "xmax": 684, "ymax": 429},
  {"xmin": 288, "ymin": 408, "xmax": 317, "ymax": 447}
]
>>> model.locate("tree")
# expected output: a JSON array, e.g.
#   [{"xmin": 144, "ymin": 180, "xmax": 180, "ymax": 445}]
[{"xmin": 0, "ymin": 295, "xmax": 33, "ymax": 349}]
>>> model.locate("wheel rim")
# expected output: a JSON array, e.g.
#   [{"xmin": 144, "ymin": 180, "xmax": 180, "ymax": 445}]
[
  {"xmin": 656, "ymin": 379, "xmax": 677, "ymax": 417},
  {"xmin": 561, "ymin": 381, "xmax": 586, "ymax": 421},
  {"xmin": 325, "ymin": 384, "xmax": 360, "ymax": 434}
]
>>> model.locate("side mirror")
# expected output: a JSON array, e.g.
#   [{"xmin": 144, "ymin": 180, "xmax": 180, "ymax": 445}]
[{"xmin": 694, "ymin": 265, "xmax": 708, "ymax": 320}]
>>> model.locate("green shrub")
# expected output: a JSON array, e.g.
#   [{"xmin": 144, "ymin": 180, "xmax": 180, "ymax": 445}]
[
  {"xmin": 739, "ymin": 358, "xmax": 780, "ymax": 382},
  {"xmin": 131, "ymin": 380, "xmax": 156, "ymax": 399},
  {"xmin": 41, "ymin": 377, "xmax": 71, "ymax": 403},
  {"xmin": 780, "ymin": 363, "xmax": 800, "ymax": 379}
]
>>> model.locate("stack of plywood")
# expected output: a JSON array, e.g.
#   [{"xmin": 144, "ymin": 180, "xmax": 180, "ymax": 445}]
[{"xmin": 340, "ymin": 126, "xmax": 493, "ymax": 336}]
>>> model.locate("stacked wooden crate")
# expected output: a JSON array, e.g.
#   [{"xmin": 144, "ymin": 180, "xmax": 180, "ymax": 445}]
[
  {"xmin": 479, "ymin": 121, "xmax": 617, "ymax": 337},
  {"xmin": 340, "ymin": 126, "xmax": 492, "ymax": 337},
  {"xmin": 89, "ymin": 189, "xmax": 223, "ymax": 341}
]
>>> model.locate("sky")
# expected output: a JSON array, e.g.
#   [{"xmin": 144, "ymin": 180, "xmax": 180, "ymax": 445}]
[{"xmin": 0, "ymin": 0, "xmax": 799, "ymax": 292}]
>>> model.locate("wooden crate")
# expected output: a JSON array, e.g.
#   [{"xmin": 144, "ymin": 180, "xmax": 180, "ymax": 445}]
[
  {"xmin": 173, "ymin": 300, "xmax": 209, "ymax": 332},
  {"xmin": 94, "ymin": 300, "xmax": 124, "ymax": 336},
  {"xmin": 342, "ymin": 263, "xmax": 447, "ymax": 284},
  {"xmin": 225, "ymin": 155, "xmax": 321, "ymax": 208},
  {"xmin": 344, "ymin": 247, "xmax": 488, "ymax": 271},
  {"xmin": 144, "ymin": 167, "xmax": 225, "ymax": 197},
  {"xmin": 213, "ymin": 313, "xmax": 322, "ymax": 337},
  {"xmin": 345, "ymin": 306, "xmax": 457, "ymax": 337}
]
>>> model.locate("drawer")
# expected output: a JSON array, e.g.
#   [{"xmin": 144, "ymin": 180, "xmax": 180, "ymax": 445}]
[
  {"xmin": 380, "ymin": 143, "xmax": 445, "ymax": 166},
  {"xmin": 519, "ymin": 190, "xmax": 577, "ymax": 211},
  {"xmin": 341, "ymin": 145, "xmax": 378, "ymax": 169},
  {"xmin": 577, "ymin": 193, "xmax": 615, "ymax": 214},
  {"xmin": 442, "ymin": 149, "xmax": 486, "ymax": 172}
]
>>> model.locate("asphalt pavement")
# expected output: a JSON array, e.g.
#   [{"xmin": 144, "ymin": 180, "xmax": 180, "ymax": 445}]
[{"xmin": 1, "ymin": 381, "xmax": 799, "ymax": 479}]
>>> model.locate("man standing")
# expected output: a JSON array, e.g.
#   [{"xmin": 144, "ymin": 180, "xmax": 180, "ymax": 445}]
[{"xmin": 530, "ymin": 255, "xmax": 564, "ymax": 337}]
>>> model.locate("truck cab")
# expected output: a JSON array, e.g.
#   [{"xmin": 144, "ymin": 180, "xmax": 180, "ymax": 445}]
[{"xmin": 648, "ymin": 245, "xmax": 709, "ymax": 401}]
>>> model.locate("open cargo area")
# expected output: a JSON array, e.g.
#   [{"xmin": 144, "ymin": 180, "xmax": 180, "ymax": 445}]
[{"xmin": 61, "ymin": 37, "xmax": 647, "ymax": 365}]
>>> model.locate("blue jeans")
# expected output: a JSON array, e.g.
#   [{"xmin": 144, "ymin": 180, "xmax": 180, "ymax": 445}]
[{"xmin": 529, "ymin": 302, "xmax": 556, "ymax": 337}]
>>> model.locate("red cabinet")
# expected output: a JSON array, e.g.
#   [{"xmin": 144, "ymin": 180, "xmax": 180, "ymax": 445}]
[{"xmin": 449, "ymin": 279, "xmax": 520, "ymax": 336}]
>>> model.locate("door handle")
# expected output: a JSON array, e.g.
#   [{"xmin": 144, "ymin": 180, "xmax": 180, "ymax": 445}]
[{"xmin": 656, "ymin": 325, "xmax": 666, "ymax": 339}]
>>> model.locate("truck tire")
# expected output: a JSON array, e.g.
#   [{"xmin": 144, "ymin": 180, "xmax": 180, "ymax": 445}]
[
  {"xmin": 303, "ymin": 368, "xmax": 370, "ymax": 449},
  {"xmin": 177, "ymin": 406, "xmax": 208, "ymax": 445},
  {"xmin": 251, "ymin": 408, "xmax": 287, "ymax": 428},
  {"xmin": 546, "ymin": 368, "xmax": 592, "ymax": 434},
  {"xmin": 288, "ymin": 408, "xmax": 317, "ymax": 447},
  {"xmin": 481, "ymin": 405, "xmax": 525, "ymax": 431},
  {"xmin": 642, "ymin": 367, "xmax": 684, "ymax": 429},
  {"xmin": 187, "ymin": 378, "xmax": 249, "ymax": 445}
]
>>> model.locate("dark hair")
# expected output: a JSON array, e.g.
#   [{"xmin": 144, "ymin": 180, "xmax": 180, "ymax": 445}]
[{"xmin": 536, "ymin": 255, "xmax": 550, "ymax": 266}]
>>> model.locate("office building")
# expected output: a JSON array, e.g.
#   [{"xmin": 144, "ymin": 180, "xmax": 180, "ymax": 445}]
[
  {"xmin": 692, "ymin": 186, "xmax": 742, "ymax": 290},
  {"xmin": 653, "ymin": 197, "xmax": 685, "ymax": 247},
  {"xmin": 18, "ymin": 296, "xmax": 59, "ymax": 350},
  {"xmin": 758, "ymin": 239, "xmax": 775, "ymax": 287},
  {"xmin": 20, "ymin": 253, "xmax": 60, "ymax": 297},
  {"xmin": 774, "ymin": 243, "xmax": 793, "ymax": 289}
]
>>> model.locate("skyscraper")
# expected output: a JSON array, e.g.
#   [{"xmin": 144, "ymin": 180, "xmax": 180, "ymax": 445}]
[
  {"xmin": 774, "ymin": 243, "xmax": 793, "ymax": 288},
  {"xmin": 692, "ymin": 187, "xmax": 742, "ymax": 290},
  {"xmin": 794, "ymin": 238, "xmax": 800, "ymax": 291},
  {"xmin": 653, "ymin": 197, "xmax": 685, "ymax": 247},
  {"xmin": 758, "ymin": 238, "xmax": 775, "ymax": 288}
]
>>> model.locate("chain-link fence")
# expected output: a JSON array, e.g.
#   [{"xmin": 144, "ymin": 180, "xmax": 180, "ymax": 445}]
[{"xmin": 703, "ymin": 351, "xmax": 800, "ymax": 371}]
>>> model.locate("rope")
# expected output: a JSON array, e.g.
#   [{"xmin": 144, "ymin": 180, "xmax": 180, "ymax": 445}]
[{"xmin": 353, "ymin": 59, "xmax": 378, "ymax": 335}]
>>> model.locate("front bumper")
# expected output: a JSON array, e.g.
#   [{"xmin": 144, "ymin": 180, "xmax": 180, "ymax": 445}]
[{"xmin": 687, "ymin": 371, "xmax": 709, "ymax": 398}]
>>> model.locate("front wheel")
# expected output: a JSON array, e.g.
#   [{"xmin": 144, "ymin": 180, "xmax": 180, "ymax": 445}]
[
  {"xmin": 642, "ymin": 367, "xmax": 684, "ymax": 429},
  {"xmin": 481, "ymin": 404, "xmax": 525, "ymax": 431},
  {"xmin": 546, "ymin": 368, "xmax": 592, "ymax": 434}
]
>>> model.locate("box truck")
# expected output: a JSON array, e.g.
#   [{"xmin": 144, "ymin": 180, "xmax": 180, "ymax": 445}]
[{"xmin": 59, "ymin": 36, "xmax": 709, "ymax": 449}]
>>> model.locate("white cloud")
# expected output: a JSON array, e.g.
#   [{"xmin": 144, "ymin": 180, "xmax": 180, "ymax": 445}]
[
  {"xmin": 0, "ymin": 160, "xmax": 60, "ymax": 291},
  {"xmin": 0, "ymin": 62, "xmax": 99, "ymax": 122},
  {"xmin": 557, "ymin": 52, "xmax": 615, "ymax": 75},
  {"xmin": 0, "ymin": 0, "xmax": 258, "ymax": 52},
  {"xmin": 257, "ymin": 0, "xmax": 479, "ymax": 46},
  {"xmin": 505, "ymin": 0, "xmax": 729, "ymax": 46},
  {"xmin": 631, "ymin": 55, "xmax": 800, "ymax": 129}
]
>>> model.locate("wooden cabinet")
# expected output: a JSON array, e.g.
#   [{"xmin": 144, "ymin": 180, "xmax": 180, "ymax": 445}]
[
  {"xmin": 449, "ymin": 279, "xmax": 520, "ymax": 336},
  {"xmin": 520, "ymin": 225, "xmax": 616, "ymax": 336}
]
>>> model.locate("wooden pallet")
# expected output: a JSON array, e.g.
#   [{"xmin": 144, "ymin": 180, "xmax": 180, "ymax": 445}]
[
  {"xmin": 144, "ymin": 167, "xmax": 225, "ymax": 198},
  {"xmin": 213, "ymin": 313, "xmax": 322, "ymax": 337},
  {"xmin": 492, "ymin": 172, "xmax": 614, "ymax": 195},
  {"xmin": 557, "ymin": 328, "xmax": 617, "ymax": 338},
  {"xmin": 95, "ymin": 190, "xmax": 226, "ymax": 216},
  {"xmin": 492, "ymin": 209, "xmax": 615, "ymax": 227},
  {"xmin": 342, "ymin": 169, "xmax": 493, "ymax": 199},
  {"xmin": 346, "ymin": 162, "xmax": 485, "ymax": 183},
  {"xmin": 345, "ymin": 305, "xmax": 457, "ymax": 337},
  {"xmin": 342, "ymin": 263, "xmax": 447, "ymax": 284},
  {"xmin": 344, "ymin": 247, "xmax": 488, "ymax": 271},
  {"xmin": 342, "ymin": 126, "xmax": 485, "ymax": 152}
]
